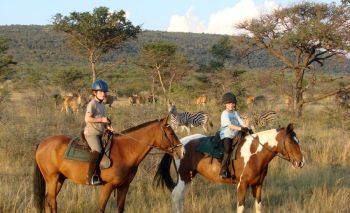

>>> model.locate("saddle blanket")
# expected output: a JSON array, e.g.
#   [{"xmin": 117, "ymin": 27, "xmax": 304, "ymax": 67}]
[
  {"xmin": 64, "ymin": 136, "xmax": 112, "ymax": 169},
  {"xmin": 196, "ymin": 136, "xmax": 224, "ymax": 159}
]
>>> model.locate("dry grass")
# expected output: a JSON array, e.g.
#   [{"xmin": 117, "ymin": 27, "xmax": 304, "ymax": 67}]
[{"xmin": 0, "ymin": 81, "xmax": 349, "ymax": 213}]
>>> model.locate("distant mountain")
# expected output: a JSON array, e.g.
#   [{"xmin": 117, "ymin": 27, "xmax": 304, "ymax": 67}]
[{"xmin": 0, "ymin": 25, "xmax": 349, "ymax": 74}]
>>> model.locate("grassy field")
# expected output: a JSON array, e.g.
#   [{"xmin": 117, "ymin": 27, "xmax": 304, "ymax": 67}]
[{"xmin": 0, "ymin": 77, "xmax": 349, "ymax": 213}]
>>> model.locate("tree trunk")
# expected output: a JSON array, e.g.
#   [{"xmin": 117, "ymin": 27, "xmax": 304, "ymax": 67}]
[
  {"xmin": 152, "ymin": 77, "xmax": 155, "ymax": 107},
  {"xmin": 89, "ymin": 51, "xmax": 97, "ymax": 83},
  {"xmin": 294, "ymin": 68, "xmax": 305, "ymax": 117},
  {"xmin": 156, "ymin": 65, "xmax": 168, "ymax": 101}
]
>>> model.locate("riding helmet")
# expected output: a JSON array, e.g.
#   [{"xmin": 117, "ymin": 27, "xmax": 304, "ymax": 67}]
[
  {"xmin": 222, "ymin": 92, "xmax": 237, "ymax": 104},
  {"xmin": 91, "ymin": 80, "xmax": 109, "ymax": 92}
]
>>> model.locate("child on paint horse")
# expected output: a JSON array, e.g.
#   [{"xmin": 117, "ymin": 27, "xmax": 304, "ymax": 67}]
[{"xmin": 219, "ymin": 92, "xmax": 252, "ymax": 179}]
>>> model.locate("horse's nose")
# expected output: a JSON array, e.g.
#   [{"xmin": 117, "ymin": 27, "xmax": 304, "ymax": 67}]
[
  {"xmin": 174, "ymin": 146, "xmax": 185, "ymax": 160},
  {"xmin": 299, "ymin": 157, "xmax": 305, "ymax": 168}
]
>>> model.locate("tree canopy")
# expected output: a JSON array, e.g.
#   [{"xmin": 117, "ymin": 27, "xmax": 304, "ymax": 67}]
[
  {"xmin": 137, "ymin": 41, "xmax": 190, "ymax": 101},
  {"xmin": 53, "ymin": 6, "xmax": 141, "ymax": 82},
  {"xmin": 237, "ymin": 2, "xmax": 350, "ymax": 116}
]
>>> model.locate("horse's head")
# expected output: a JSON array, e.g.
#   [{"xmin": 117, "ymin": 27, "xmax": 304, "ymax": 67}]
[
  {"xmin": 156, "ymin": 116, "xmax": 184, "ymax": 160},
  {"xmin": 277, "ymin": 123, "xmax": 304, "ymax": 168}
]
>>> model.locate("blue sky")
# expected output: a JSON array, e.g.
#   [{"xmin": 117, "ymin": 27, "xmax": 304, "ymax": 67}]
[{"xmin": 0, "ymin": 0, "xmax": 341, "ymax": 34}]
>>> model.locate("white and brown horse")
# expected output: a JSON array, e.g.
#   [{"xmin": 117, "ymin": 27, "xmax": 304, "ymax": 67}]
[{"xmin": 154, "ymin": 124, "xmax": 304, "ymax": 213}]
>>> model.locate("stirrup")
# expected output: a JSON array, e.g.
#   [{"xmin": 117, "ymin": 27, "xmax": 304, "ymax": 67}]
[
  {"xmin": 89, "ymin": 174, "xmax": 101, "ymax": 185},
  {"xmin": 219, "ymin": 170, "xmax": 231, "ymax": 179}
]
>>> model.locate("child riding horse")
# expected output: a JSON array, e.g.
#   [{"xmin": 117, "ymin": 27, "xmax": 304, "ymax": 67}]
[{"xmin": 154, "ymin": 124, "xmax": 304, "ymax": 213}]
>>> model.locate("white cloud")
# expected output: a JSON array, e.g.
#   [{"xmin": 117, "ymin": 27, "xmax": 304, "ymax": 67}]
[
  {"xmin": 167, "ymin": 0, "xmax": 280, "ymax": 35},
  {"xmin": 167, "ymin": 6, "xmax": 206, "ymax": 33}
]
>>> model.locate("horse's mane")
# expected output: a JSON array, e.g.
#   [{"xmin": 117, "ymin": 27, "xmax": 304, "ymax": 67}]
[
  {"xmin": 252, "ymin": 128, "xmax": 279, "ymax": 137},
  {"xmin": 121, "ymin": 118, "xmax": 164, "ymax": 134}
]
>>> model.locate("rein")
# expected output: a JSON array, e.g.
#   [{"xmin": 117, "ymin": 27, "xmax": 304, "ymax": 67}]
[{"xmin": 112, "ymin": 121, "xmax": 181, "ymax": 155}]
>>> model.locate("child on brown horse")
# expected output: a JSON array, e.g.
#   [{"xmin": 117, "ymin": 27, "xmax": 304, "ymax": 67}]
[
  {"xmin": 84, "ymin": 79, "xmax": 112, "ymax": 185},
  {"xmin": 219, "ymin": 92, "xmax": 251, "ymax": 179}
]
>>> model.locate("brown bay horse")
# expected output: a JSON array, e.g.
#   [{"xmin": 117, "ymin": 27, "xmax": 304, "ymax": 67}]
[
  {"xmin": 154, "ymin": 124, "xmax": 304, "ymax": 213},
  {"xmin": 34, "ymin": 117, "xmax": 184, "ymax": 213}
]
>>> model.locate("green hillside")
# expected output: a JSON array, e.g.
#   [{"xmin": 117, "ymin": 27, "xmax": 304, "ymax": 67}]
[{"xmin": 1, "ymin": 25, "xmax": 349, "ymax": 75}]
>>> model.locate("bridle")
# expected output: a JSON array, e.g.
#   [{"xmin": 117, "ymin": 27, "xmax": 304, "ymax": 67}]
[
  {"xmin": 115, "ymin": 119, "xmax": 182, "ymax": 155},
  {"xmin": 159, "ymin": 123, "xmax": 183, "ymax": 154}
]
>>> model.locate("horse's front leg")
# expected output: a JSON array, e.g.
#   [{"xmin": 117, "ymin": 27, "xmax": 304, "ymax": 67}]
[
  {"xmin": 115, "ymin": 183, "xmax": 131, "ymax": 213},
  {"xmin": 237, "ymin": 182, "xmax": 248, "ymax": 213},
  {"xmin": 252, "ymin": 184, "xmax": 262, "ymax": 213},
  {"xmin": 184, "ymin": 125, "xmax": 191, "ymax": 135},
  {"xmin": 98, "ymin": 183, "xmax": 115, "ymax": 213}
]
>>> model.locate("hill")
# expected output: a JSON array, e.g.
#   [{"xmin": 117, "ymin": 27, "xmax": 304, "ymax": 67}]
[{"xmin": 0, "ymin": 25, "xmax": 349, "ymax": 75}]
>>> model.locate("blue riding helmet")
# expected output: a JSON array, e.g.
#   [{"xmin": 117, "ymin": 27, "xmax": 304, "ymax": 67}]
[{"xmin": 91, "ymin": 80, "xmax": 109, "ymax": 92}]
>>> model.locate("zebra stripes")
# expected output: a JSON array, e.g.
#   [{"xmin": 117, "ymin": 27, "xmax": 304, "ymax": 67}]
[
  {"xmin": 168, "ymin": 104, "xmax": 212, "ymax": 135},
  {"xmin": 241, "ymin": 110, "xmax": 277, "ymax": 131}
]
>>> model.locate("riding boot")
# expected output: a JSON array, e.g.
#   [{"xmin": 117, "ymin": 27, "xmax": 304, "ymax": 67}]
[
  {"xmin": 219, "ymin": 152, "xmax": 230, "ymax": 179},
  {"xmin": 86, "ymin": 151, "xmax": 102, "ymax": 185}
]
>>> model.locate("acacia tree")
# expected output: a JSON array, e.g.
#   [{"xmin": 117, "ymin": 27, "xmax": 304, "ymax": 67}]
[
  {"xmin": 209, "ymin": 36, "xmax": 233, "ymax": 70},
  {"xmin": 236, "ymin": 2, "xmax": 350, "ymax": 116},
  {"xmin": 206, "ymin": 36, "xmax": 246, "ymax": 96},
  {"xmin": 137, "ymin": 41, "xmax": 189, "ymax": 103},
  {"xmin": 53, "ymin": 7, "xmax": 141, "ymax": 82}
]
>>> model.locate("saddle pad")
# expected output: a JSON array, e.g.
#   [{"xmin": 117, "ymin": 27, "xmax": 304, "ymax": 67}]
[
  {"xmin": 64, "ymin": 137, "xmax": 90, "ymax": 161},
  {"xmin": 196, "ymin": 136, "xmax": 224, "ymax": 159},
  {"xmin": 64, "ymin": 137, "xmax": 111, "ymax": 169}
]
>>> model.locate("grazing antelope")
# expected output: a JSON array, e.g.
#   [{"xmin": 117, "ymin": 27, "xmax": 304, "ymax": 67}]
[
  {"xmin": 147, "ymin": 95, "xmax": 158, "ymax": 103},
  {"xmin": 61, "ymin": 93, "xmax": 82, "ymax": 114},
  {"xmin": 335, "ymin": 90, "xmax": 350, "ymax": 109},
  {"xmin": 128, "ymin": 95, "xmax": 146, "ymax": 105},
  {"xmin": 135, "ymin": 95, "xmax": 146, "ymax": 105},
  {"xmin": 195, "ymin": 95, "xmax": 207, "ymax": 106},
  {"xmin": 284, "ymin": 95, "xmax": 292, "ymax": 107},
  {"xmin": 246, "ymin": 95, "xmax": 255, "ymax": 106},
  {"xmin": 128, "ymin": 95, "xmax": 136, "ymax": 105}
]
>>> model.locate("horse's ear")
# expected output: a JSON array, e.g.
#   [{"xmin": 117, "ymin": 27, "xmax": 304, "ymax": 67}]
[
  {"xmin": 287, "ymin": 123, "xmax": 294, "ymax": 133},
  {"xmin": 165, "ymin": 114, "xmax": 169, "ymax": 124},
  {"xmin": 167, "ymin": 100, "xmax": 172, "ymax": 112}
]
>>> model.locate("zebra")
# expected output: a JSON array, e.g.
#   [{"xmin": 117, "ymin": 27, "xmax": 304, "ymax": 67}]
[
  {"xmin": 168, "ymin": 104, "xmax": 213, "ymax": 135},
  {"xmin": 241, "ymin": 110, "xmax": 278, "ymax": 132}
]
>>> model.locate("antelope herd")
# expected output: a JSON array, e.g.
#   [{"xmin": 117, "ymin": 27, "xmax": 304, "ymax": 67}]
[
  {"xmin": 127, "ymin": 94, "xmax": 158, "ymax": 105},
  {"xmin": 54, "ymin": 90, "xmax": 350, "ymax": 128}
]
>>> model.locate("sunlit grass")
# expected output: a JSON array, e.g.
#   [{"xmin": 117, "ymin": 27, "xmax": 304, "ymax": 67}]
[{"xmin": 0, "ymin": 88, "xmax": 349, "ymax": 213}]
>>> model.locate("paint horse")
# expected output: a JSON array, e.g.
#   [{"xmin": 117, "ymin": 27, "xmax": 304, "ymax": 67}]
[
  {"xmin": 34, "ymin": 117, "xmax": 184, "ymax": 213},
  {"xmin": 154, "ymin": 124, "xmax": 304, "ymax": 213}
]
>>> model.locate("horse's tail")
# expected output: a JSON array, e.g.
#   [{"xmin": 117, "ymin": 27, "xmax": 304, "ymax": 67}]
[
  {"xmin": 153, "ymin": 153, "xmax": 176, "ymax": 191},
  {"xmin": 33, "ymin": 144, "xmax": 46, "ymax": 212}
]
